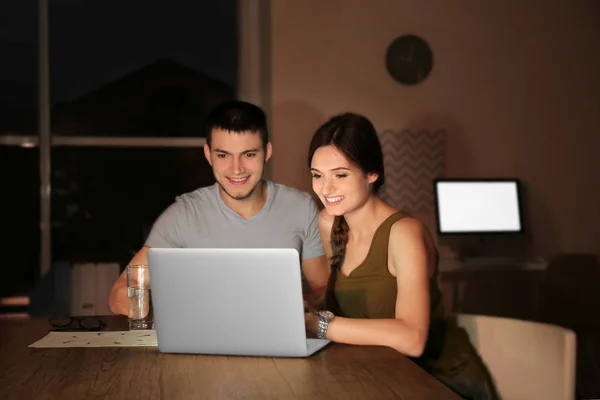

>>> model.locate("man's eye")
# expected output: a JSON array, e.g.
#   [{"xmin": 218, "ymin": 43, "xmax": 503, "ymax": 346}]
[
  {"xmin": 311, "ymin": 174, "xmax": 322, "ymax": 179},
  {"xmin": 217, "ymin": 154, "xmax": 227, "ymax": 159},
  {"xmin": 245, "ymin": 153, "xmax": 256, "ymax": 158},
  {"xmin": 336, "ymin": 174, "xmax": 348, "ymax": 178}
]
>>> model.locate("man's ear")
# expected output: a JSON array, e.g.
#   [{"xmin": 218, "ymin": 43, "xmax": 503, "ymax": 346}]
[
  {"xmin": 264, "ymin": 142, "xmax": 273, "ymax": 163},
  {"xmin": 203, "ymin": 143, "xmax": 212, "ymax": 166}
]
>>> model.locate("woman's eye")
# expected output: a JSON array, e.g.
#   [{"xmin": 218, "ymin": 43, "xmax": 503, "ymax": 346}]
[
  {"xmin": 336, "ymin": 174, "xmax": 348, "ymax": 178},
  {"xmin": 311, "ymin": 174, "xmax": 321, "ymax": 179}
]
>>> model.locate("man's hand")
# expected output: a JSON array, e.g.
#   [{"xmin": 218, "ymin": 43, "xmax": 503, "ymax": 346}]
[
  {"xmin": 304, "ymin": 289, "xmax": 327, "ymax": 312},
  {"xmin": 303, "ymin": 289, "xmax": 324, "ymax": 307},
  {"xmin": 108, "ymin": 275, "xmax": 129, "ymax": 316},
  {"xmin": 108, "ymin": 246, "xmax": 150, "ymax": 316}
]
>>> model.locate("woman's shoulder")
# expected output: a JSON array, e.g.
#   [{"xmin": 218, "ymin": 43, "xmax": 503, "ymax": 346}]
[
  {"xmin": 389, "ymin": 214, "xmax": 428, "ymax": 240},
  {"xmin": 388, "ymin": 214, "xmax": 438, "ymax": 263}
]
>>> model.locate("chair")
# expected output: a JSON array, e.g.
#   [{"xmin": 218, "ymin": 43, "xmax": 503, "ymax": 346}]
[
  {"xmin": 457, "ymin": 314, "xmax": 577, "ymax": 400},
  {"xmin": 537, "ymin": 253, "xmax": 600, "ymax": 398}
]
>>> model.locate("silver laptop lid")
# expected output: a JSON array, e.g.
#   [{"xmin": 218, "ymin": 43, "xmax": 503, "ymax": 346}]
[{"xmin": 147, "ymin": 248, "xmax": 310, "ymax": 357}]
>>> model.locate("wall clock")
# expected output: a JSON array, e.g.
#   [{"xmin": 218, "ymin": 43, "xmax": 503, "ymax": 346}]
[{"xmin": 385, "ymin": 34, "xmax": 433, "ymax": 85}]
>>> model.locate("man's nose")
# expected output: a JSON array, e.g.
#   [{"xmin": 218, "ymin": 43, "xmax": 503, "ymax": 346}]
[{"xmin": 231, "ymin": 156, "xmax": 246, "ymax": 174}]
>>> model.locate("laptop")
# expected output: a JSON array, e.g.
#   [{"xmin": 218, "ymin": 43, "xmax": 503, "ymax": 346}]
[{"xmin": 147, "ymin": 248, "xmax": 331, "ymax": 357}]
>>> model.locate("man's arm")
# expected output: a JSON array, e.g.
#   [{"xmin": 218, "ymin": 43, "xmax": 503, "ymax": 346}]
[
  {"xmin": 300, "ymin": 196, "xmax": 330, "ymax": 306},
  {"xmin": 303, "ymin": 209, "xmax": 335, "ymax": 309},
  {"xmin": 108, "ymin": 246, "xmax": 150, "ymax": 316},
  {"xmin": 109, "ymin": 199, "xmax": 185, "ymax": 315},
  {"xmin": 301, "ymin": 255, "xmax": 329, "ymax": 306}
]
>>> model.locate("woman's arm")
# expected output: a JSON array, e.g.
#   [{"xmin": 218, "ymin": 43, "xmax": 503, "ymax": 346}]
[{"xmin": 306, "ymin": 217, "xmax": 435, "ymax": 357}]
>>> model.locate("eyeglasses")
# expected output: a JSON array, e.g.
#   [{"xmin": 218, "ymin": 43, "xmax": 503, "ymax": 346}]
[{"xmin": 48, "ymin": 316, "xmax": 106, "ymax": 332}]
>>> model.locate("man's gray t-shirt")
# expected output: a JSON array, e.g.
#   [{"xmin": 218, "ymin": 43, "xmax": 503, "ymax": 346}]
[{"xmin": 145, "ymin": 180, "xmax": 324, "ymax": 261}]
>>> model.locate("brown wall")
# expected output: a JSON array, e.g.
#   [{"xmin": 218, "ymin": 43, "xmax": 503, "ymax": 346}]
[{"xmin": 268, "ymin": 0, "xmax": 600, "ymax": 258}]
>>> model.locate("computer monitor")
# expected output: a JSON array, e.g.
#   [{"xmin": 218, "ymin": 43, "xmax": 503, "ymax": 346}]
[{"xmin": 433, "ymin": 179, "xmax": 524, "ymax": 235}]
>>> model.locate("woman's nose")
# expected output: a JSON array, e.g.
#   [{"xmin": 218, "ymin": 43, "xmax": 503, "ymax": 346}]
[{"xmin": 323, "ymin": 178, "xmax": 335, "ymax": 194}]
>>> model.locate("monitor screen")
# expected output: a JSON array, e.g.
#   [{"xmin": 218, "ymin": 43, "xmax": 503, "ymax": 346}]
[{"xmin": 434, "ymin": 179, "xmax": 523, "ymax": 234}]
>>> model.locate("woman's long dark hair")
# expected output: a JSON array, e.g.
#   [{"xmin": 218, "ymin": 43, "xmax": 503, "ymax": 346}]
[{"xmin": 308, "ymin": 113, "xmax": 385, "ymax": 270}]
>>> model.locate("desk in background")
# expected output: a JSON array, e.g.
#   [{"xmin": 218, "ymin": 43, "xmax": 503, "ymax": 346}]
[{"xmin": 438, "ymin": 257, "xmax": 547, "ymax": 321}]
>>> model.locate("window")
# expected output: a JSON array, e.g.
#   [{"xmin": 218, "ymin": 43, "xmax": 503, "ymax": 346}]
[
  {"xmin": 51, "ymin": 146, "xmax": 215, "ymax": 267},
  {"xmin": 0, "ymin": 0, "xmax": 237, "ymax": 297}
]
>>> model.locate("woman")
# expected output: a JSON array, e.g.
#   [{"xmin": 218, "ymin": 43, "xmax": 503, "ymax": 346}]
[{"xmin": 305, "ymin": 113, "xmax": 498, "ymax": 400}]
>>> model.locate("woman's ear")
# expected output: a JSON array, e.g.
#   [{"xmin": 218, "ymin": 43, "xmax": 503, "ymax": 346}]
[{"xmin": 367, "ymin": 173, "xmax": 379, "ymax": 184}]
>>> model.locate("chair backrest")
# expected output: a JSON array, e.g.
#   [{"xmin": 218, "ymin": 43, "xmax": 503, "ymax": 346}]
[{"xmin": 457, "ymin": 314, "xmax": 576, "ymax": 400}]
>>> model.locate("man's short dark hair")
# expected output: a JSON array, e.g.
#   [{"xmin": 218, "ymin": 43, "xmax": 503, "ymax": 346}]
[{"xmin": 205, "ymin": 100, "xmax": 268, "ymax": 148}]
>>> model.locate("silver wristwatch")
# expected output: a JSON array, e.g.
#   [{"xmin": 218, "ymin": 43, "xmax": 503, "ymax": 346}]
[{"xmin": 316, "ymin": 310, "xmax": 335, "ymax": 339}]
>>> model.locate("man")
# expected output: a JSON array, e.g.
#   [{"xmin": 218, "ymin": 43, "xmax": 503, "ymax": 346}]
[{"xmin": 108, "ymin": 100, "xmax": 329, "ymax": 315}]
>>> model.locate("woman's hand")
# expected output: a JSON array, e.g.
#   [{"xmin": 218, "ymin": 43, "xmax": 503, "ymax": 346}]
[{"xmin": 304, "ymin": 311, "xmax": 319, "ymax": 334}]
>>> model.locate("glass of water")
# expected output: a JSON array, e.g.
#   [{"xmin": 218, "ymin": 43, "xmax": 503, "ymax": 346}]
[{"xmin": 127, "ymin": 264, "xmax": 154, "ymax": 330}]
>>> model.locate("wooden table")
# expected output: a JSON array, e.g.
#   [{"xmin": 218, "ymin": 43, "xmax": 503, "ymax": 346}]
[{"xmin": 0, "ymin": 316, "xmax": 461, "ymax": 399}]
